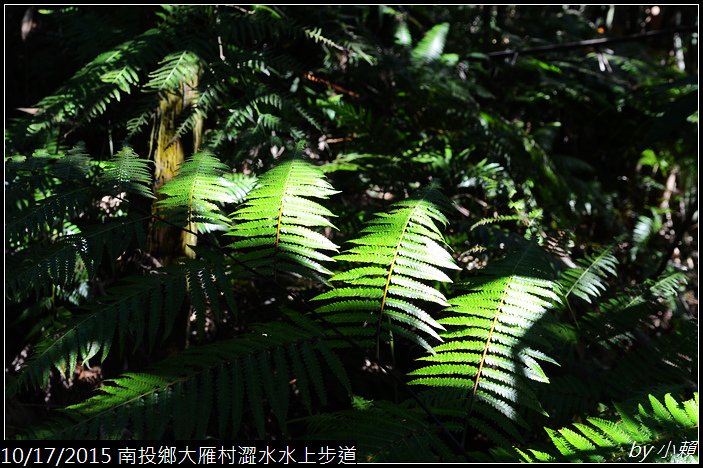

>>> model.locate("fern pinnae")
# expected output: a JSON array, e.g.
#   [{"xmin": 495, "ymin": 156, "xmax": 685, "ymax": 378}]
[
  {"xmin": 409, "ymin": 243, "xmax": 561, "ymax": 446},
  {"xmin": 20, "ymin": 319, "xmax": 350, "ymax": 440},
  {"xmin": 314, "ymin": 186, "xmax": 459, "ymax": 353},
  {"xmin": 156, "ymin": 151, "xmax": 234, "ymax": 233},
  {"xmin": 506, "ymin": 393, "xmax": 698, "ymax": 463},
  {"xmin": 228, "ymin": 158, "xmax": 339, "ymax": 282},
  {"xmin": 559, "ymin": 245, "xmax": 618, "ymax": 304}
]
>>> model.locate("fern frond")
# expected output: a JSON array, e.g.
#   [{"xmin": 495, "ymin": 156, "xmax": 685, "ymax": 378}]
[
  {"xmin": 409, "ymin": 243, "xmax": 560, "ymax": 445},
  {"xmin": 508, "ymin": 393, "xmax": 698, "ymax": 463},
  {"xmin": 146, "ymin": 50, "xmax": 201, "ymax": 91},
  {"xmin": 6, "ymin": 145, "xmax": 98, "ymax": 245},
  {"xmin": 183, "ymin": 249, "xmax": 238, "ymax": 337},
  {"xmin": 6, "ymin": 188, "xmax": 92, "ymax": 245},
  {"xmin": 304, "ymin": 27, "xmax": 345, "ymax": 51},
  {"xmin": 411, "ymin": 23, "xmax": 450, "ymax": 64},
  {"xmin": 221, "ymin": 172, "xmax": 258, "ymax": 204},
  {"xmin": 313, "ymin": 187, "xmax": 459, "ymax": 352},
  {"xmin": 8, "ymin": 238, "xmax": 89, "ymax": 298},
  {"xmin": 101, "ymin": 146, "xmax": 154, "ymax": 198},
  {"xmin": 227, "ymin": 159, "xmax": 339, "ymax": 282},
  {"xmin": 9, "ymin": 271, "xmax": 186, "ymax": 395},
  {"xmin": 21, "ymin": 318, "xmax": 350, "ymax": 440},
  {"xmin": 470, "ymin": 214, "xmax": 522, "ymax": 231},
  {"xmin": 172, "ymin": 81, "xmax": 225, "ymax": 143},
  {"xmin": 583, "ymin": 271, "xmax": 687, "ymax": 347},
  {"xmin": 559, "ymin": 245, "xmax": 618, "ymax": 304},
  {"xmin": 156, "ymin": 151, "xmax": 234, "ymax": 229},
  {"xmin": 26, "ymin": 28, "xmax": 162, "ymax": 134},
  {"xmin": 8, "ymin": 214, "xmax": 149, "ymax": 303}
]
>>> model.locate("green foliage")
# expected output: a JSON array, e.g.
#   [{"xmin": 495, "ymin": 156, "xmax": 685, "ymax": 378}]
[
  {"xmin": 306, "ymin": 400, "xmax": 459, "ymax": 462},
  {"xmin": 559, "ymin": 245, "xmax": 618, "ymax": 304},
  {"xmin": 156, "ymin": 151, "xmax": 234, "ymax": 229},
  {"xmin": 505, "ymin": 393, "xmax": 698, "ymax": 463},
  {"xmin": 101, "ymin": 146, "xmax": 155, "ymax": 199},
  {"xmin": 21, "ymin": 318, "xmax": 350, "ymax": 440},
  {"xmin": 5, "ymin": 5, "xmax": 696, "ymax": 462},
  {"xmin": 228, "ymin": 159, "xmax": 339, "ymax": 282},
  {"xmin": 9, "ymin": 272, "xmax": 185, "ymax": 396},
  {"xmin": 412, "ymin": 23, "xmax": 450, "ymax": 63},
  {"xmin": 146, "ymin": 50, "xmax": 201, "ymax": 91},
  {"xmin": 313, "ymin": 187, "xmax": 460, "ymax": 352},
  {"xmin": 409, "ymin": 243, "xmax": 561, "ymax": 445}
]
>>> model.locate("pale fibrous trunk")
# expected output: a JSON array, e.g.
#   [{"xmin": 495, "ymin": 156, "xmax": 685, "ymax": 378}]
[{"xmin": 147, "ymin": 78, "xmax": 203, "ymax": 263}]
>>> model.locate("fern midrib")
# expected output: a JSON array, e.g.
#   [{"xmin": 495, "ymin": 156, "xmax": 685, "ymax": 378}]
[
  {"xmin": 273, "ymin": 164, "xmax": 295, "ymax": 251},
  {"xmin": 471, "ymin": 247, "xmax": 532, "ymax": 398},
  {"xmin": 375, "ymin": 202, "xmax": 422, "ymax": 344},
  {"xmin": 563, "ymin": 248, "xmax": 612, "ymax": 300}
]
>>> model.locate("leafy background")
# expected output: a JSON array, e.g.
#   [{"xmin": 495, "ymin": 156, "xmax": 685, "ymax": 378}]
[{"xmin": 5, "ymin": 5, "xmax": 698, "ymax": 463}]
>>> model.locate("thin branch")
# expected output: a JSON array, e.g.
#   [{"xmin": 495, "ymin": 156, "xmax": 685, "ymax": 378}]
[
  {"xmin": 650, "ymin": 196, "xmax": 697, "ymax": 280},
  {"xmin": 482, "ymin": 26, "xmax": 697, "ymax": 60}
]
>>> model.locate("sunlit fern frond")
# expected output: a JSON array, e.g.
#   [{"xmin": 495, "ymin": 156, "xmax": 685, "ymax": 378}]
[
  {"xmin": 498, "ymin": 393, "xmax": 698, "ymax": 463},
  {"xmin": 227, "ymin": 159, "xmax": 339, "ymax": 282},
  {"xmin": 409, "ymin": 242, "xmax": 561, "ymax": 446},
  {"xmin": 155, "ymin": 151, "xmax": 234, "ymax": 230},
  {"xmin": 559, "ymin": 245, "xmax": 618, "ymax": 304},
  {"xmin": 313, "ymin": 186, "xmax": 460, "ymax": 352},
  {"xmin": 146, "ymin": 50, "xmax": 201, "ymax": 92}
]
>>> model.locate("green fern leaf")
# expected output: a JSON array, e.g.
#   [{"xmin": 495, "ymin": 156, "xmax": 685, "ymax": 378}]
[
  {"xmin": 508, "ymin": 393, "xmax": 698, "ymax": 463},
  {"xmin": 313, "ymin": 186, "xmax": 459, "ymax": 352},
  {"xmin": 409, "ymin": 243, "xmax": 560, "ymax": 445},
  {"xmin": 8, "ymin": 272, "xmax": 186, "ymax": 396},
  {"xmin": 559, "ymin": 245, "xmax": 618, "ymax": 304},
  {"xmin": 101, "ymin": 146, "xmax": 154, "ymax": 198},
  {"xmin": 228, "ymin": 159, "xmax": 339, "ymax": 282},
  {"xmin": 147, "ymin": 50, "xmax": 201, "ymax": 91},
  {"xmin": 156, "ymin": 151, "xmax": 234, "ymax": 230},
  {"xmin": 411, "ymin": 23, "xmax": 449, "ymax": 63}
]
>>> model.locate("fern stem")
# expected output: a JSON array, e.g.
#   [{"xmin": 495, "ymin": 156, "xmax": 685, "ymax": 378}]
[
  {"xmin": 462, "ymin": 278, "xmax": 509, "ymax": 447},
  {"xmin": 375, "ymin": 200, "xmax": 418, "ymax": 358}
]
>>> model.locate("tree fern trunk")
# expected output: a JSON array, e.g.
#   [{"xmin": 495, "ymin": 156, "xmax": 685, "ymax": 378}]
[
  {"xmin": 147, "ymin": 78, "xmax": 203, "ymax": 351},
  {"xmin": 148, "ymin": 79, "xmax": 203, "ymax": 263},
  {"xmin": 148, "ymin": 88, "xmax": 187, "ymax": 264}
]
